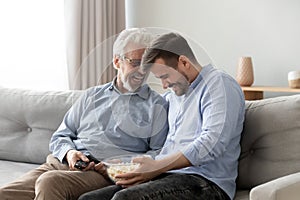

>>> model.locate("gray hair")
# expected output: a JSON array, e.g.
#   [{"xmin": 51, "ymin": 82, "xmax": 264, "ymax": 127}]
[{"xmin": 113, "ymin": 28, "xmax": 154, "ymax": 56}]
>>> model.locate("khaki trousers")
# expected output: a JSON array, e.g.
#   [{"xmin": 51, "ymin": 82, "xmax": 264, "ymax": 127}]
[{"xmin": 0, "ymin": 154, "xmax": 112, "ymax": 200}]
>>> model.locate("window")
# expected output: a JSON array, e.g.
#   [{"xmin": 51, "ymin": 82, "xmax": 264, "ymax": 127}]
[{"xmin": 0, "ymin": 0, "xmax": 68, "ymax": 91}]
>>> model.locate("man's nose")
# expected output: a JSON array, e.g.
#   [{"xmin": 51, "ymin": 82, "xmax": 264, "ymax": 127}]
[{"xmin": 136, "ymin": 68, "xmax": 146, "ymax": 76}]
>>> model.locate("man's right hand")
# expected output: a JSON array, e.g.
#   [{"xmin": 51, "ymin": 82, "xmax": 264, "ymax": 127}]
[{"xmin": 65, "ymin": 149, "xmax": 94, "ymax": 170}]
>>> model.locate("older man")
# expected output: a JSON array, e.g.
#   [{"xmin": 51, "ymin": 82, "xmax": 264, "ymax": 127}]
[{"xmin": 0, "ymin": 28, "xmax": 168, "ymax": 200}]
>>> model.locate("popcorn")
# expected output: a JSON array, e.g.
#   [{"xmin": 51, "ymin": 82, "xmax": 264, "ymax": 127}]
[{"xmin": 106, "ymin": 162, "xmax": 140, "ymax": 182}]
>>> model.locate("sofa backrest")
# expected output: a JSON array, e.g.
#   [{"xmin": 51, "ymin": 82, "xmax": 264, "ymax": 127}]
[
  {"xmin": 237, "ymin": 94, "xmax": 300, "ymax": 189},
  {"xmin": 0, "ymin": 87, "xmax": 82, "ymax": 164}
]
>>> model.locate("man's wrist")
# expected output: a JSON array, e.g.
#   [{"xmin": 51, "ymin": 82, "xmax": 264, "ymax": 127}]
[{"xmin": 65, "ymin": 149, "xmax": 76, "ymax": 161}]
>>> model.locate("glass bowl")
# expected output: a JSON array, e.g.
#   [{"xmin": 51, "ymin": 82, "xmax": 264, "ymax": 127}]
[{"xmin": 103, "ymin": 155, "xmax": 141, "ymax": 182}]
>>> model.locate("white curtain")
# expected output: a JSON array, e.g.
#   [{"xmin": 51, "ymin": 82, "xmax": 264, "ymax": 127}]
[{"xmin": 65, "ymin": 0, "xmax": 125, "ymax": 90}]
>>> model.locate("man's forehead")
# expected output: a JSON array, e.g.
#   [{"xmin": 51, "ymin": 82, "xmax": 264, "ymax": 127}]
[
  {"xmin": 151, "ymin": 61, "xmax": 168, "ymax": 72},
  {"xmin": 150, "ymin": 61, "xmax": 173, "ymax": 76}
]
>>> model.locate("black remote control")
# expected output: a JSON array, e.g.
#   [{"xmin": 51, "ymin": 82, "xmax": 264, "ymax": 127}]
[
  {"xmin": 74, "ymin": 154, "xmax": 100, "ymax": 169},
  {"xmin": 86, "ymin": 154, "xmax": 100, "ymax": 164},
  {"xmin": 74, "ymin": 160, "xmax": 89, "ymax": 169}
]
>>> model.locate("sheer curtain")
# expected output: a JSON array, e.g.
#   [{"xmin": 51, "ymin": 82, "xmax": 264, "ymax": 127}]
[
  {"xmin": 65, "ymin": 0, "xmax": 125, "ymax": 90},
  {"xmin": 0, "ymin": 0, "xmax": 68, "ymax": 91}
]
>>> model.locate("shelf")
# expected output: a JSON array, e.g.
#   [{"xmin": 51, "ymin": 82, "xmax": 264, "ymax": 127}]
[{"xmin": 241, "ymin": 86, "xmax": 300, "ymax": 100}]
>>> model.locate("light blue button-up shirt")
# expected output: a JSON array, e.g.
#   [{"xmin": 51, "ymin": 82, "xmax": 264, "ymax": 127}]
[
  {"xmin": 50, "ymin": 79, "xmax": 169, "ymax": 162},
  {"xmin": 156, "ymin": 64, "xmax": 245, "ymax": 200}
]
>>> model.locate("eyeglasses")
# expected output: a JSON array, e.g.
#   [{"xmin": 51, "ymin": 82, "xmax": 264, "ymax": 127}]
[{"xmin": 121, "ymin": 55, "xmax": 142, "ymax": 68}]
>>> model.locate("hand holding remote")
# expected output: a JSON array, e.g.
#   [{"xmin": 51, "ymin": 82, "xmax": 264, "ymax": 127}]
[{"xmin": 74, "ymin": 154, "xmax": 100, "ymax": 170}]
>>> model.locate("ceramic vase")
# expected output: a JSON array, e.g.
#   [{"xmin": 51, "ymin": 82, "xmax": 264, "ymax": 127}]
[
  {"xmin": 236, "ymin": 57, "xmax": 254, "ymax": 86},
  {"xmin": 288, "ymin": 71, "xmax": 300, "ymax": 88}
]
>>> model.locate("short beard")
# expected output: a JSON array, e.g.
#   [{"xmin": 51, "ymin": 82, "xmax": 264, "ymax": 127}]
[
  {"xmin": 120, "ymin": 73, "xmax": 143, "ymax": 92},
  {"xmin": 171, "ymin": 82, "xmax": 189, "ymax": 96}
]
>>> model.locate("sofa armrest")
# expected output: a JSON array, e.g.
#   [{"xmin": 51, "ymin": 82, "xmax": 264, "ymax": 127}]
[{"xmin": 250, "ymin": 172, "xmax": 300, "ymax": 200}]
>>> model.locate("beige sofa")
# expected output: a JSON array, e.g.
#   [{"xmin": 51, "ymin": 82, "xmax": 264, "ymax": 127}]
[{"xmin": 0, "ymin": 86, "xmax": 300, "ymax": 200}]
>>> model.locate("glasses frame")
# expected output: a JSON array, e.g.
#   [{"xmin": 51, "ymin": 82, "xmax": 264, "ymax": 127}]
[{"xmin": 121, "ymin": 55, "xmax": 142, "ymax": 68}]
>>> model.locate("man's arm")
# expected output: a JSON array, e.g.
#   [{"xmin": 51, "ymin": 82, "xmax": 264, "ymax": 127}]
[
  {"xmin": 49, "ymin": 89, "xmax": 90, "ymax": 163},
  {"xmin": 49, "ymin": 110, "xmax": 78, "ymax": 162}
]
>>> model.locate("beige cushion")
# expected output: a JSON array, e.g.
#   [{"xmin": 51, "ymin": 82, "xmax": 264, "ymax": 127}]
[
  {"xmin": 0, "ymin": 87, "xmax": 82, "ymax": 164},
  {"xmin": 250, "ymin": 172, "xmax": 300, "ymax": 200},
  {"xmin": 237, "ymin": 95, "xmax": 300, "ymax": 189},
  {"xmin": 0, "ymin": 160, "xmax": 39, "ymax": 187}
]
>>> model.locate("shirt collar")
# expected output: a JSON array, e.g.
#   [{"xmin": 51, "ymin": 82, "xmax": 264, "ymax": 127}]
[
  {"xmin": 109, "ymin": 77, "xmax": 149, "ymax": 100},
  {"xmin": 190, "ymin": 64, "xmax": 213, "ymax": 90}
]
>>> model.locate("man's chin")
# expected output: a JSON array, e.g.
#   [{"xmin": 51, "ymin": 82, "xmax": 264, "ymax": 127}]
[
  {"xmin": 124, "ymin": 84, "xmax": 142, "ymax": 93},
  {"xmin": 175, "ymin": 90, "xmax": 185, "ymax": 96},
  {"xmin": 130, "ymin": 79, "xmax": 145, "ymax": 91},
  {"xmin": 172, "ymin": 87, "xmax": 187, "ymax": 96}
]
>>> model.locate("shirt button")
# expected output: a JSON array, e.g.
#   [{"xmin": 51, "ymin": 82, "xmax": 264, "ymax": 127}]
[
  {"xmin": 27, "ymin": 127, "xmax": 32, "ymax": 132},
  {"xmin": 109, "ymin": 86, "xmax": 113, "ymax": 90}
]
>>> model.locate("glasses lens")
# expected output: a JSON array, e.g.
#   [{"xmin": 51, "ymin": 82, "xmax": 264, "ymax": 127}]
[
  {"xmin": 131, "ymin": 59, "xmax": 141, "ymax": 67},
  {"xmin": 122, "ymin": 56, "xmax": 141, "ymax": 67}
]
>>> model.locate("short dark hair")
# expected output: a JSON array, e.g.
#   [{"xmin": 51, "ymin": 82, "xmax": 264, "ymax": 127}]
[{"xmin": 141, "ymin": 32, "xmax": 198, "ymax": 71}]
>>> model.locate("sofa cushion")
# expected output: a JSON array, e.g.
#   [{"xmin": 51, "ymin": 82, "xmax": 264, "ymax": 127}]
[
  {"xmin": 0, "ymin": 160, "xmax": 40, "ymax": 187},
  {"xmin": 237, "ymin": 94, "xmax": 300, "ymax": 189},
  {"xmin": 0, "ymin": 87, "xmax": 82, "ymax": 164}
]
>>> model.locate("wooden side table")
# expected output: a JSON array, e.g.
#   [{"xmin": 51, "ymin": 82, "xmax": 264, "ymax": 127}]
[{"xmin": 241, "ymin": 86, "xmax": 300, "ymax": 100}]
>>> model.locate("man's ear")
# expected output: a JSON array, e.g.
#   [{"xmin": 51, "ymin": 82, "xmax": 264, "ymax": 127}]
[
  {"xmin": 178, "ymin": 55, "xmax": 191, "ymax": 69},
  {"xmin": 113, "ymin": 55, "xmax": 121, "ymax": 69}
]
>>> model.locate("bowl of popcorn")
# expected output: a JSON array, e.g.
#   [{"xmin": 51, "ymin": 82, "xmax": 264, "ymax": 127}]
[{"xmin": 104, "ymin": 155, "xmax": 142, "ymax": 182}]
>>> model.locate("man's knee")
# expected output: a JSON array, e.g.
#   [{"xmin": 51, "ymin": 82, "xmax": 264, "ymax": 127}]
[
  {"xmin": 112, "ymin": 190, "xmax": 133, "ymax": 200},
  {"xmin": 35, "ymin": 171, "xmax": 62, "ymax": 193},
  {"xmin": 78, "ymin": 192, "xmax": 92, "ymax": 200}
]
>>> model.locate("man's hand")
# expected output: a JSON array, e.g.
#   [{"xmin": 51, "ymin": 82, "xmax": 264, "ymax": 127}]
[
  {"xmin": 115, "ymin": 156, "xmax": 162, "ymax": 187},
  {"xmin": 65, "ymin": 150, "xmax": 94, "ymax": 171},
  {"xmin": 115, "ymin": 152, "xmax": 191, "ymax": 187}
]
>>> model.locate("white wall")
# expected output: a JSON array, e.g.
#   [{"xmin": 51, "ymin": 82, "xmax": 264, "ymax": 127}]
[{"xmin": 126, "ymin": 0, "xmax": 300, "ymax": 92}]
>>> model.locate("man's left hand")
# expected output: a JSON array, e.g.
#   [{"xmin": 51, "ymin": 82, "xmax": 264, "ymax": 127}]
[{"xmin": 115, "ymin": 156, "xmax": 162, "ymax": 187}]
